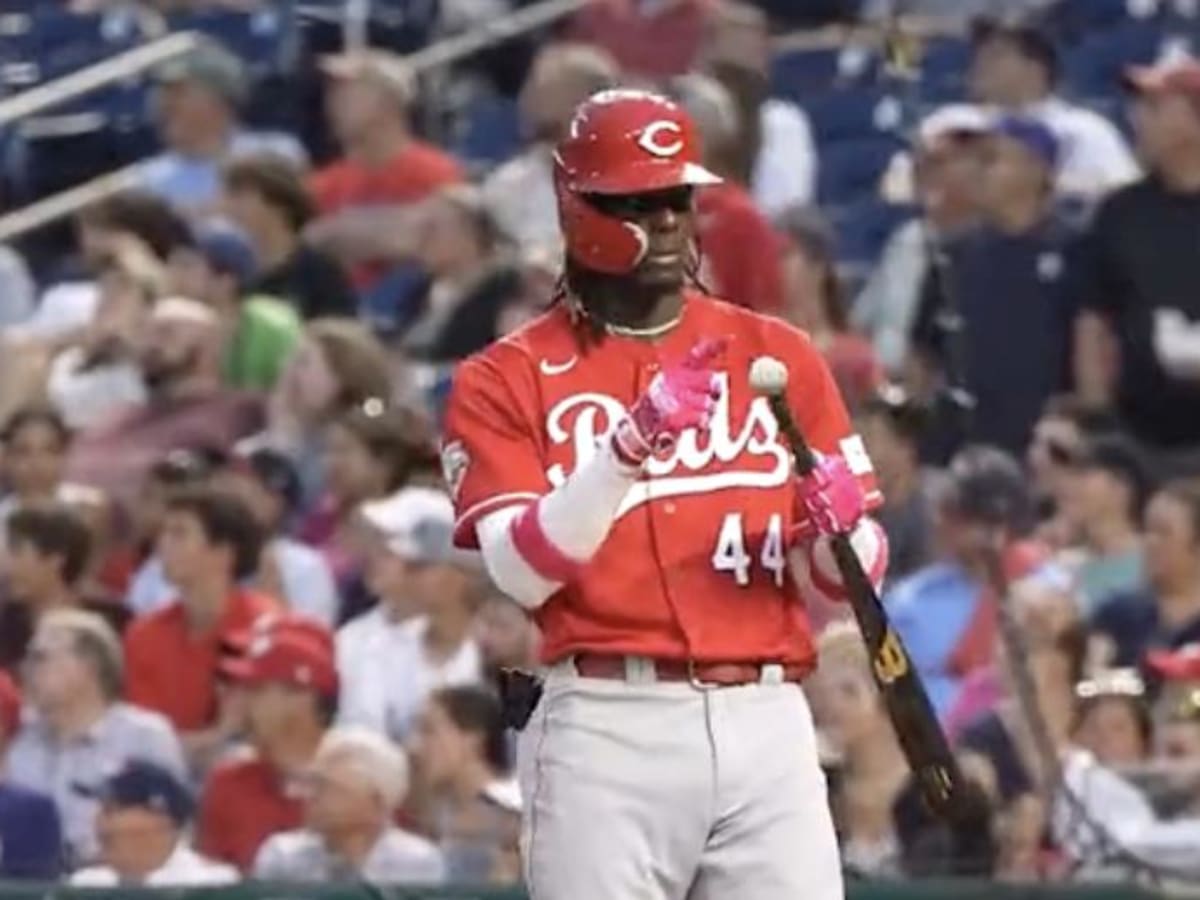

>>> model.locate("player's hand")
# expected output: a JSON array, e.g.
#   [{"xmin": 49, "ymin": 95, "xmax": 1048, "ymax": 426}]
[
  {"xmin": 791, "ymin": 455, "xmax": 864, "ymax": 543},
  {"xmin": 612, "ymin": 338, "xmax": 726, "ymax": 466}
]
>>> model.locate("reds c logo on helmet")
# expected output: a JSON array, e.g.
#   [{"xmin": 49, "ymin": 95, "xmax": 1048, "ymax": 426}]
[{"xmin": 553, "ymin": 89, "xmax": 721, "ymax": 275}]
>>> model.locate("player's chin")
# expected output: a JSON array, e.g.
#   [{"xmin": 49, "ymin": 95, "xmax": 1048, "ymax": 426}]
[{"xmin": 634, "ymin": 255, "xmax": 686, "ymax": 291}]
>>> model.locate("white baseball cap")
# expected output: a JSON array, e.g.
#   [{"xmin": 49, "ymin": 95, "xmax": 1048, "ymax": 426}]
[
  {"xmin": 360, "ymin": 487, "xmax": 457, "ymax": 563},
  {"xmin": 917, "ymin": 104, "xmax": 990, "ymax": 149}
]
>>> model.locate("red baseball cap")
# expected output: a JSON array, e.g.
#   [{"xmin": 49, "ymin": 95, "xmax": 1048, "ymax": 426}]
[
  {"xmin": 0, "ymin": 670, "xmax": 20, "ymax": 739},
  {"xmin": 223, "ymin": 612, "xmax": 334, "ymax": 657},
  {"xmin": 1124, "ymin": 57, "xmax": 1200, "ymax": 100},
  {"xmin": 222, "ymin": 628, "xmax": 338, "ymax": 698},
  {"xmin": 1146, "ymin": 644, "xmax": 1200, "ymax": 682}
]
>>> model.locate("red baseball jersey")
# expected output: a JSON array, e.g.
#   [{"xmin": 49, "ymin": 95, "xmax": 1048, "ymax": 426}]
[{"xmin": 443, "ymin": 291, "xmax": 881, "ymax": 668}]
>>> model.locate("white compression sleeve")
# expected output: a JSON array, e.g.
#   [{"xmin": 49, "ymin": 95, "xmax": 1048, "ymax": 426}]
[{"xmin": 476, "ymin": 437, "xmax": 640, "ymax": 610}]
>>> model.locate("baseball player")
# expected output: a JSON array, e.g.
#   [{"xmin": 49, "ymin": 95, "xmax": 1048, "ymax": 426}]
[{"xmin": 442, "ymin": 89, "xmax": 890, "ymax": 900}]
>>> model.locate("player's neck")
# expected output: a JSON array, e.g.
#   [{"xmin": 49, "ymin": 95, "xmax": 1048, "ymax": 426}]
[{"xmin": 600, "ymin": 289, "xmax": 685, "ymax": 337}]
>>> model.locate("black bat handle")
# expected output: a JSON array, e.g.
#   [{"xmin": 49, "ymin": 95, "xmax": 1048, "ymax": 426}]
[{"xmin": 765, "ymin": 394, "xmax": 818, "ymax": 475}]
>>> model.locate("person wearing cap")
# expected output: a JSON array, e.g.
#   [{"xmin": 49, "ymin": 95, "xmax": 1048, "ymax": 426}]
[
  {"xmin": 337, "ymin": 487, "xmax": 483, "ymax": 741},
  {"xmin": 211, "ymin": 447, "xmax": 338, "ymax": 625},
  {"xmin": 853, "ymin": 104, "xmax": 989, "ymax": 376},
  {"xmin": 253, "ymin": 725, "xmax": 444, "ymax": 884},
  {"xmin": 70, "ymin": 760, "xmax": 237, "ymax": 887},
  {"xmin": 138, "ymin": 38, "xmax": 305, "ymax": 215},
  {"xmin": 1073, "ymin": 669, "xmax": 1151, "ymax": 770},
  {"xmin": 221, "ymin": 154, "xmax": 357, "ymax": 321},
  {"xmin": 885, "ymin": 446, "xmax": 1052, "ymax": 720},
  {"xmin": 1058, "ymin": 434, "xmax": 1150, "ymax": 615},
  {"xmin": 1091, "ymin": 480, "xmax": 1200, "ymax": 670},
  {"xmin": 482, "ymin": 43, "xmax": 619, "ymax": 252},
  {"xmin": 166, "ymin": 219, "xmax": 303, "ymax": 391},
  {"xmin": 7, "ymin": 609, "xmax": 185, "ymax": 865},
  {"xmin": 668, "ymin": 72, "xmax": 785, "ymax": 317},
  {"xmin": 1075, "ymin": 56, "xmax": 1200, "ymax": 459},
  {"xmin": 66, "ymin": 293, "xmax": 264, "ymax": 504},
  {"xmin": 910, "ymin": 114, "xmax": 1079, "ymax": 459},
  {"xmin": 0, "ymin": 669, "xmax": 62, "ymax": 879},
  {"xmin": 307, "ymin": 50, "xmax": 461, "ymax": 290},
  {"xmin": 1146, "ymin": 646, "xmax": 1200, "ymax": 778},
  {"xmin": 967, "ymin": 15, "xmax": 1138, "ymax": 199},
  {"xmin": 198, "ymin": 616, "xmax": 336, "ymax": 871}
]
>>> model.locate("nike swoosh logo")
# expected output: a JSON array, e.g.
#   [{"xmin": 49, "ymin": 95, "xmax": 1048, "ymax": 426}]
[{"xmin": 539, "ymin": 357, "xmax": 578, "ymax": 376}]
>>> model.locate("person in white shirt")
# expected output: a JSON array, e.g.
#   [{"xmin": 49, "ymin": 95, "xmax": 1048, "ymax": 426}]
[
  {"xmin": 70, "ymin": 759, "xmax": 237, "ymax": 887},
  {"xmin": 968, "ymin": 17, "xmax": 1139, "ymax": 201},
  {"xmin": 337, "ymin": 487, "xmax": 484, "ymax": 741},
  {"xmin": 481, "ymin": 42, "xmax": 619, "ymax": 252},
  {"xmin": 253, "ymin": 726, "xmax": 444, "ymax": 884}
]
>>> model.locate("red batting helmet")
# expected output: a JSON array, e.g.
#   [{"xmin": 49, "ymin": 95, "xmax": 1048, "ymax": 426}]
[{"xmin": 554, "ymin": 89, "xmax": 721, "ymax": 275}]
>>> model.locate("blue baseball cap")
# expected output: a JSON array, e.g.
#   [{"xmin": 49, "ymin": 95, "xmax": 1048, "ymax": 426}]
[
  {"xmin": 991, "ymin": 114, "xmax": 1060, "ymax": 171},
  {"xmin": 192, "ymin": 222, "xmax": 257, "ymax": 288},
  {"xmin": 77, "ymin": 760, "xmax": 194, "ymax": 825}
]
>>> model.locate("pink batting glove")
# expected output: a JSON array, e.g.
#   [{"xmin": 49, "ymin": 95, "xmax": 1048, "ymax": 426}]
[
  {"xmin": 791, "ymin": 454, "xmax": 865, "ymax": 543},
  {"xmin": 612, "ymin": 338, "xmax": 726, "ymax": 467}
]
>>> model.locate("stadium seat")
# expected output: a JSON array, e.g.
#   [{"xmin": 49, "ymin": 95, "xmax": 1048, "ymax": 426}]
[
  {"xmin": 1063, "ymin": 20, "xmax": 1165, "ymax": 96},
  {"xmin": 828, "ymin": 198, "xmax": 916, "ymax": 266},
  {"xmin": 769, "ymin": 45, "xmax": 876, "ymax": 96},
  {"xmin": 917, "ymin": 36, "xmax": 970, "ymax": 103},
  {"xmin": 1046, "ymin": 0, "xmax": 1159, "ymax": 42},
  {"xmin": 817, "ymin": 135, "xmax": 905, "ymax": 205},
  {"xmin": 452, "ymin": 94, "xmax": 522, "ymax": 172},
  {"xmin": 0, "ymin": 9, "xmax": 144, "ymax": 90},
  {"xmin": 167, "ymin": 8, "xmax": 297, "ymax": 77},
  {"xmin": 803, "ymin": 86, "xmax": 904, "ymax": 144}
]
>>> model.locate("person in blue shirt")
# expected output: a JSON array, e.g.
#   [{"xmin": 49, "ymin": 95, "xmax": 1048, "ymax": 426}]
[{"xmin": 0, "ymin": 670, "xmax": 61, "ymax": 879}]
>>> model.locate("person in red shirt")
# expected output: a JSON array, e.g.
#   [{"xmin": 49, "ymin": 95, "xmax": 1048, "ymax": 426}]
[
  {"xmin": 307, "ymin": 50, "xmax": 462, "ymax": 288},
  {"xmin": 569, "ymin": 0, "xmax": 714, "ymax": 80},
  {"xmin": 198, "ymin": 615, "xmax": 336, "ymax": 871},
  {"xmin": 668, "ymin": 72, "xmax": 784, "ymax": 317},
  {"xmin": 441, "ymin": 90, "xmax": 889, "ymax": 900},
  {"xmin": 123, "ymin": 486, "xmax": 277, "ymax": 769}
]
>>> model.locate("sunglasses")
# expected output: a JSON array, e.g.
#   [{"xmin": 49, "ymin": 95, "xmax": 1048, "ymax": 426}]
[{"xmin": 587, "ymin": 186, "xmax": 694, "ymax": 218}]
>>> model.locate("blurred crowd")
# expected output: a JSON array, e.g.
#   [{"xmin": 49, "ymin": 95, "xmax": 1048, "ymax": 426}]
[{"xmin": 2, "ymin": 0, "xmax": 1200, "ymax": 891}]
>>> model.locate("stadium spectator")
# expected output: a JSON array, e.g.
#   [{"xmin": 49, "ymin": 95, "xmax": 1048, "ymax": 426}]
[
  {"xmin": 261, "ymin": 318, "xmax": 397, "ymax": 504},
  {"xmin": 7, "ymin": 609, "xmax": 185, "ymax": 865},
  {"xmin": 42, "ymin": 245, "xmax": 161, "ymax": 430},
  {"xmin": 494, "ymin": 245, "xmax": 560, "ymax": 338},
  {"xmin": 299, "ymin": 405, "xmax": 439, "ymax": 584},
  {"xmin": 569, "ymin": 0, "xmax": 709, "ymax": 80},
  {"xmin": 776, "ymin": 205, "xmax": 881, "ymax": 408},
  {"xmin": 855, "ymin": 387, "xmax": 939, "ymax": 583},
  {"xmin": 124, "ymin": 449, "xmax": 220, "ymax": 618},
  {"xmin": 911, "ymin": 116, "xmax": 1077, "ymax": 458},
  {"xmin": 139, "ymin": 39, "xmax": 305, "ymax": 214},
  {"xmin": 482, "ymin": 43, "xmax": 619, "ymax": 251},
  {"xmin": 854, "ymin": 105, "xmax": 988, "ymax": 375},
  {"xmin": 1026, "ymin": 396, "xmax": 1093, "ymax": 545},
  {"xmin": 811, "ymin": 623, "xmax": 907, "ymax": 877},
  {"xmin": 1058, "ymin": 434, "xmax": 1150, "ymax": 616},
  {"xmin": 211, "ymin": 448, "xmax": 339, "ymax": 625},
  {"xmin": 337, "ymin": 487, "xmax": 483, "ymax": 740},
  {"xmin": 669, "ymin": 72, "xmax": 785, "ymax": 317},
  {"xmin": 1073, "ymin": 669, "xmax": 1151, "ymax": 769},
  {"xmin": 967, "ymin": 16, "xmax": 1138, "ymax": 199},
  {"xmin": 252, "ymin": 726, "xmax": 445, "ymax": 884},
  {"xmin": 410, "ymin": 687, "xmax": 520, "ymax": 884},
  {"xmin": 886, "ymin": 446, "xmax": 1047, "ymax": 720},
  {"xmin": 0, "ymin": 504, "xmax": 127, "ymax": 671},
  {"xmin": 67, "ymin": 298, "xmax": 263, "ymax": 503},
  {"xmin": 1147, "ymin": 648, "xmax": 1200, "ymax": 787},
  {"xmin": 1075, "ymin": 57, "xmax": 1200, "ymax": 460},
  {"xmin": 308, "ymin": 51, "xmax": 462, "ymax": 287},
  {"xmin": 0, "ymin": 670, "xmax": 61, "ymax": 879},
  {"xmin": 221, "ymin": 155, "xmax": 357, "ymax": 320},
  {"xmin": 0, "ymin": 407, "xmax": 98, "ymax": 537},
  {"xmin": 122, "ymin": 487, "xmax": 275, "ymax": 762},
  {"xmin": 1091, "ymin": 480, "xmax": 1200, "ymax": 668},
  {"xmin": 475, "ymin": 593, "xmax": 540, "ymax": 687},
  {"xmin": 701, "ymin": 0, "xmax": 818, "ymax": 217},
  {"xmin": 167, "ymin": 222, "xmax": 302, "ymax": 391},
  {"xmin": 200, "ymin": 616, "xmax": 337, "ymax": 871},
  {"xmin": 70, "ymin": 760, "xmax": 238, "ymax": 887},
  {"xmin": 0, "ymin": 246, "xmax": 34, "ymax": 330}
]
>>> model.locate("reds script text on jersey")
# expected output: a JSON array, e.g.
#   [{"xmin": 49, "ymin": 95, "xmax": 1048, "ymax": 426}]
[{"xmin": 443, "ymin": 291, "xmax": 881, "ymax": 669}]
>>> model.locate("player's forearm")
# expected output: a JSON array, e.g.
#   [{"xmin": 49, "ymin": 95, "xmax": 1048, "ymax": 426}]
[
  {"xmin": 477, "ymin": 438, "xmax": 639, "ymax": 609},
  {"xmin": 789, "ymin": 518, "xmax": 889, "ymax": 605}
]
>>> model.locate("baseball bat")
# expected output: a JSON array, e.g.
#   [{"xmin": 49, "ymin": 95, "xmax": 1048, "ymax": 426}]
[{"xmin": 749, "ymin": 356, "xmax": 972, "ymax": 822}]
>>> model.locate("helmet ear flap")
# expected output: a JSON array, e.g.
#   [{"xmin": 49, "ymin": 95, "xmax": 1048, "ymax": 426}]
[{"xmin": 554, "ymin": 169, "xmax": 648, "ymax": 275}]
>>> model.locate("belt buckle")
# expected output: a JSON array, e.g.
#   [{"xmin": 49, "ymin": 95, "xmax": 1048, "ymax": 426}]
[{"xmin": 687, "ymin": 659, "xmax": 721, "ymax": 691}]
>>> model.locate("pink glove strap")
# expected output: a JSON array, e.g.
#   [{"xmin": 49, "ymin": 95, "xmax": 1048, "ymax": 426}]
[{"xmin": 792, "ymin": 454, "xmax": 865, "ymax": 543}]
